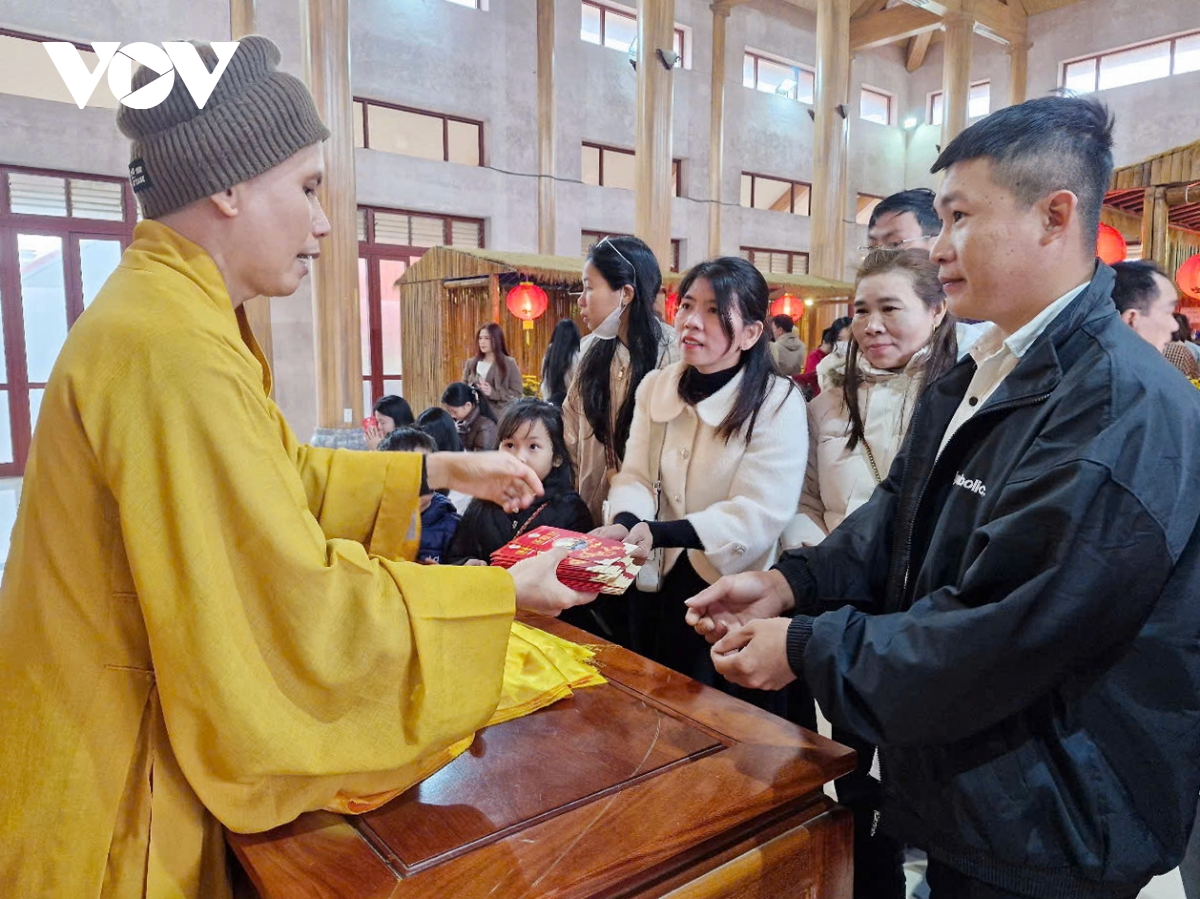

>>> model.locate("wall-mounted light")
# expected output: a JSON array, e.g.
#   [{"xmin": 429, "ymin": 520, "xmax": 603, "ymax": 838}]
[{"xmin": 903, "ymin": 116, "xmax": 918, "ymax": 130}]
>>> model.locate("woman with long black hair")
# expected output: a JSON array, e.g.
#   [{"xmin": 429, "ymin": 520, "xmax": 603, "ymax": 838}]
[
  {"xmin": 563, "ymin": 237, "xmax": 678, "ymax": 528},
  {"xmin": 600, "ymin": 257, "xmax": 807, "ymax": 705},
  {"xmin": 539, "ymin": 318, "xmax": 582, "ymax": 406}
]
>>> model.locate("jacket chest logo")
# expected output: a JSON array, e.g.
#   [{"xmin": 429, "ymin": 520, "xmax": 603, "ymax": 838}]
[{"xmin": 953, "ymin": 471, "xmax": 987, "ymax": 497}]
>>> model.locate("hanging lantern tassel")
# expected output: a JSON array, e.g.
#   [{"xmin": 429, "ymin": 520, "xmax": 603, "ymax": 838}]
[{"xmin": 505, "ymin": 280, "xmax": 549, "ymax": 346}]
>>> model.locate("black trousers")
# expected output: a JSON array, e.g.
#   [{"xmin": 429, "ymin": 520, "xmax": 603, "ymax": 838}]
[
  {"xmin": 626, "ymin": 554, "xmax": 809, "ymax": 720},
  {"xmin": 926, "ymin": 860, "xmax": 1139, "ymax": 899}
]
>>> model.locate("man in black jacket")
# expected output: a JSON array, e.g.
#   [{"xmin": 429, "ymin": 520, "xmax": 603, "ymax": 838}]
[{"xmin": 686, "ymin": 96, "xmax": 1200, "ymax": 898}]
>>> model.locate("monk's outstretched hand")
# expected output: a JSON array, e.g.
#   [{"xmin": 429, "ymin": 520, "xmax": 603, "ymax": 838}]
[{"xmin": 425, "ymin": 451, "xmax": 543, "ymax": 514}]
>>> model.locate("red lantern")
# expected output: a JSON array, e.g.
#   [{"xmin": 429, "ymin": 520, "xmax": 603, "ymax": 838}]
[
  {"xmin": 664, "ymin": 291, "xmax": 679, "ymax": 324},
  {"xmin": 1096, "ymin": 224, "xmax": 1127, "ymax": 265},
  {"xmin": 769, "ymin": 293, "xmax": 806, "ymax": 322},
  {"xmin": 505, "ymin": 281, "xmax": 549, "ymax": 344},
  {"xmin": 1178, "ymin": 255, "xmax": 1200, "ymax": 301}
]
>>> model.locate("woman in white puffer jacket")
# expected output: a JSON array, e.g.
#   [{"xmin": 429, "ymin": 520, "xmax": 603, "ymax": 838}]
[{"xmin": 783, "ymin": 249, "xmax": 974, "ymax": 548}]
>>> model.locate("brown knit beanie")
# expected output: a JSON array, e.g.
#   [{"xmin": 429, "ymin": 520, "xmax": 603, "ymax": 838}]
[{"xmin": 116, "ymin": 36, "xmax": 330, "ymax": 219}]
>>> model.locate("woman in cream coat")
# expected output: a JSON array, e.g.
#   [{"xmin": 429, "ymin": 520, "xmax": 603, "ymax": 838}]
[{"xmin": 601, "ymin": 257, "xmax": 806, "ymax": 703}]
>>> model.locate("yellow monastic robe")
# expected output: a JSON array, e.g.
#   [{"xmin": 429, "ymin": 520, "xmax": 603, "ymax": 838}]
[{"xmin": 0, "ymin": 221, "xmax": 575, "ymax": 898}]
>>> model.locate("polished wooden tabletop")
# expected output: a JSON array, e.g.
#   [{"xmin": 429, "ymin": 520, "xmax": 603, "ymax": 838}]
[{"xmin": 228, "ymin": 614, "xmax": 856, "ymax": 899}]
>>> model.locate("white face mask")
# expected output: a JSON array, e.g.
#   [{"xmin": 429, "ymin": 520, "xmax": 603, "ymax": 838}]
[
  {"xmin": 834, "ymin": 339, "xmax": 850, "ymax": 356},
  {"xmin": 590, "ymin": 300, "xmax": 627, "ymax": 340}
]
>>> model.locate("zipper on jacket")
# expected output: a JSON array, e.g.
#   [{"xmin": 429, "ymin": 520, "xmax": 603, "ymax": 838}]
[{"xmin": 899, "ymin": 391, "xmax": 1052, "ymax": 602}]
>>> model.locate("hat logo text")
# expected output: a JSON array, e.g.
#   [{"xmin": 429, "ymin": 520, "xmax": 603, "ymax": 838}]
[{"xmin": 43, "ymin": 42, "xmax": 241, "ymax": 110}]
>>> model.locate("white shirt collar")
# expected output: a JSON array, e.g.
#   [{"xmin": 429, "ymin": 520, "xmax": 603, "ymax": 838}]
[{"xmin": 969, "ymin": 281, "xmax": 1090, "ymax": 365}]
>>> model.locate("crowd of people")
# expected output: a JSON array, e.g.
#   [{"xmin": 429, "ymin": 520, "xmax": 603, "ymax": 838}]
[{"xmin": 1, "ymin": 34, "xmax": 1198, "ymax": 899}]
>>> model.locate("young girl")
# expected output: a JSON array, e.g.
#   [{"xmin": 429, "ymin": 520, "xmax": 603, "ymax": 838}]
[
  {"xmin": 448, "ymin": 400, "xmax": 617, "ymax": 636},
  {"xmin": 442, "ymin": 381, "xmax": 498, "ymax": 452}
]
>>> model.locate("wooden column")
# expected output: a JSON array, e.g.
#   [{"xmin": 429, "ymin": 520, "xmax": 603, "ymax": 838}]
[
  {"xmin": 809, "ymin": 0, "xmax": 852, "ymax": 280},
  {"xmin": 941, "ymin": 12, "xmax": 973, "ymax": 146},
  {"xmin": 302, "ymin": 0, "xmax": 362, "ymax": 432},
  {"xmin": 536, "ymin": 0, "xmax": 556, "ymax": 255},
  {"xmin": 1006, "ymin": 5, "xmax": 1029, "ymax": 109},
  {"xmin": 635, "ymin": 0, "xmax": 676, "ymax": 270},
  {"xmin": 708, "ymin": 2, "xmax": 731, "ymax": 258},
  {"xmin": 230, "ymin": 0, "xmax": 274, "ymax": 379},
  {"xmin": 1149, "ymin": 186, "xmax": 1171, "ymax": 269}
]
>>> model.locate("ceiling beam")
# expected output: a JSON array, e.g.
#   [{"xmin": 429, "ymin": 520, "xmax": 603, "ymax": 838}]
[
  {"xmin": 850, "ymin": 4, "xmax": 942, "ymax": 51},
  {"xmin": 852, "ymin": 0, "xmax": 889, "ymax": 19},
  {"xmin": 906, "ymin": 30, "xmax": 933, "ymax": 71}
]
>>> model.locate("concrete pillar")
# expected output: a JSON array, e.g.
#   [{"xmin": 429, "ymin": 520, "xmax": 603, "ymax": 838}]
[
  {"xmin": 302, "ymin": 0, "xmax": 363, "ymax": 443},
  {"xmin": 537, "ymin": 0, "xmax": 556, "ymax": 255},
  {"xmin": 708, "ymin": 2, "xmax": 731, "ymax": 258},
  {"xmin": 809, "ymin": 0, "xmax": 852, "ymax": 280},
  {"xmin": 941, "ymin": 12, "xmax": 973, "ymax": 145},
  {"xmin": 634, "ymin": 0, "xmax": 676, "ymax": 270}
]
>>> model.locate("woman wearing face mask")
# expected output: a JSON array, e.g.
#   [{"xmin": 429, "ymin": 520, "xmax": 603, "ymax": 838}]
[
  {"xmin": 599, "ymin": 257, "xmax": 807, "ymax": 706},
  {"xmin": 462, "ymin": 323, "xmax": 524, "ymax": 420},
  {"xmin": 563, "ymin": 236, "xmax": 678, "ymax": 528},
  {"xmin": 796, "ymin": 317, "xmax": 852, "ymax": 400},
  {"xmin": 780, "ymin": 249, "xmax": 959, "ymax": 899}
]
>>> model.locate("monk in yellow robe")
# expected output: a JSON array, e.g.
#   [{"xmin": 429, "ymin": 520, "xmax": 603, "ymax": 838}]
[{"xmin": 0, "ymin": 36, "xmax": 597, "ymax": 898}]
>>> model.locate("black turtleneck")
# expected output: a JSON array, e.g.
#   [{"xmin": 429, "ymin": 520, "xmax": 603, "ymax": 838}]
[{"xmin": 614, "ymin": 357, "xmax": 746, "ymax": 551}]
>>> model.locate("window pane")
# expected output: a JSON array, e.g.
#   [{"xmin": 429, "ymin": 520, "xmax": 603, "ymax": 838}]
[
  {"xmin": 28, "ymin": 388, "xmax": 44, "ymax": 434},
  {"xmin": 767, "ymin": 252, "xmax": 790, "ymax": 274},
  {"xmin": 363, "ymin": 380, "xmax": 374, "ymax": 417},
  {"xmin": 353, "ymin": 101, "xmax": 365, "ymax": 149},
  {"xmin": 0, "ymin": 35, "xmax": 118, "ymax": 108},
  {"xmin": 1175, "ymin": 34, "xmax": 1200, "ymax": 75},
  {"xmin": 378, "ymin": 259, "xmax": 407, "ymax": 376},
  {"xmin": 604, "ymin": 9, "xmax": 636, "ymax": 52},
  {"xmin": 9, "ymin": 173, "xmax": 67, "ymax": 216},
  {"xmin": 450, "ymin": 220, "xmax": 482, "ymax": 248},
  {"xmin": 374, "ymin": 212, "xmax": 411, "ymax": 245},
  {"xmin": 793, "ymin": 183, "xmax": 811, "ymax": 216},
  {"xmin": 602, "ymin": 149, "xmax": 636, "ymax": 190},
  {"xmin": 928, "ymin": 92, "xmax": 944, "ymax": 126},
  {"xmin": 796, "ymin": 70, "xmax": 815, "ymax": 104},
  {"xmin": 447, "ymin": 120, "xmax": 481, "ymax": 166},
  {"xmin": 382, "ymin": 378, "xmax": 403, "ymax": 398},
  {"xmin": 366, "ymin": 106, "xmax": 444, "ymax": 161},
  {"xmin": 410, "ymin": 215, "xmax": 445, "ymax": 247},
  {"xmin": 0, "ymin": 392, "xmax": 12, "ymax": 464},
  {"xmin": 1098, "ymin": 41, "xmax": 1170, "ymax": 90},
  {"xmin": 856, "ymin": 195, "xmax": 881, "ymax": 226},
  {"xmin": 752, "ymin": 177, "xmax": 792, "ymax": 212},
  {"xmin": 444, "ymin": 0, "xmax": 479, "ymax": 7},
  {"xmin": 582, "ymin": 145, "xmax": 601, "ymax": 186},
  {"xmin": 673, "ymin": 31, "xmax": 684, "ymax": 67},
  {"xmin": 743, "ymin": 54, "xmax": 756, "ymax": 89},
  {"xmin": 968, "ymin": 82, "xmax": 990, "ymax": 118},
  {"xmin": 69, "ymin": 179, "xmax": 124, "ymax": 221},
  {"xmin": 357, "ymin": 208, "xmax": 368, "ymax": 242},
  {"xmin": 1063, "ymin": 59, "xmax": 1097, "ymax": 94},
  {"xmin": 359, "ymin": 257, "xmax": 372, "ymax": 376},
  {"xmin": 755, "ymin": 58, "xmax": 795, "ymax": 95},
  {"xmin": 793, "ymin": 254, "xmax": 810, "ymax": 275},
  {"xmin": 581, "ymin": 3, "xmax": 602, "ymax": 44},
  {"xmin": 19, "ymin": 234, "xmax": 68, "ymax": 383},
  {"xmin": 739, "ymin": 248, "xmax": 752, "ymax": 261},
  {"xmin": 861, "ymin": 88, "xmax": 891, "ymax": 124},
  {"xmin": 739, "ymin": 173, "xmax": 753, "ymax": 207},
  {"xmin": 671, "ymin": 160, "xmax": 681, "ymax": 198},
  {"xmin": 79, "ymin": 239, "xmax": 122, "ymax": 308}
]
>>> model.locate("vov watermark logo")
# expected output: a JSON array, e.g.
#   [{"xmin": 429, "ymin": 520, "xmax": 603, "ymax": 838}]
[{"xmin": 43, "ymin": 42, "xmax": 240, "ymax": 110}]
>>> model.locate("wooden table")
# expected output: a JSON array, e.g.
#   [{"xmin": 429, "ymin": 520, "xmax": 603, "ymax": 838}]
[{"xmin": 228, "ymin": 616, "xmax": 856, "ymax": 899}]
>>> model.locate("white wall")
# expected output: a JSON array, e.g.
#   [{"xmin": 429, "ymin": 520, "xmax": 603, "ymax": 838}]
[{"xmin": 1028, "ymin": 0, "xmax": 1200, "ymax": 167}]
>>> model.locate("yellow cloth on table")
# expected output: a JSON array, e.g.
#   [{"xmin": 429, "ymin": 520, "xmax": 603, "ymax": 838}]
[
  {"xmin": 328, "ymin": 621, "xmax": 606, "ymax": 814},
  {"xmin": 0, "ymin": 221, "xmax": 575, "ymax": 899}
]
